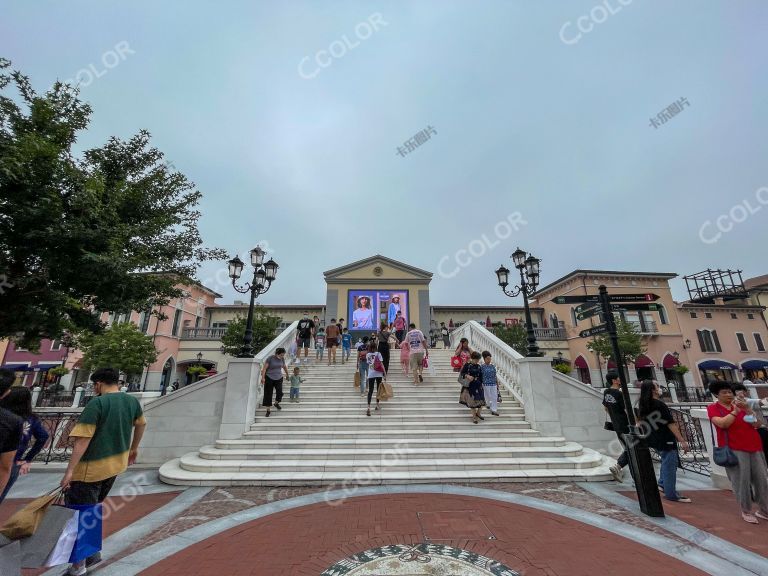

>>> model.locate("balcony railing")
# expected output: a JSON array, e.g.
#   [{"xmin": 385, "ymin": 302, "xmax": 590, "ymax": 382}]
[
  {"xmin": 181, "ymin": 327, "xmax": 227, "ymax": 340},
  {"xmin": 627, "ymin": 320, "xmax": 658, "ymax": 334},
  {"xmin": 533, "ymin": 327, "xmax": 567, "ymax": 340}
]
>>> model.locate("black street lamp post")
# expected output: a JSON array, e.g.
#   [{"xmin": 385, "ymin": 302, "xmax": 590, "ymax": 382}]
[
  {"xmin": 228, "ymin": 246, "xmax": 279, "ymax": 358},
  {"xmin": 495, "ymin": 248, "xmax": 543, "ymax": 357}
]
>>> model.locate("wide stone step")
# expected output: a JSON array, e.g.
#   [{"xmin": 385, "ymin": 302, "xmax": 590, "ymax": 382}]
[
  {"xmin": 270, "ymin": 405, "xmax": 524, "ymax": 414},
  {"xmin": 198, "ymin": 442, "xmax": 585, "ymax": 460},
  {"xmin": 242, "ymin": 427, "xmax": 540, "ymax": 439},
  {"xmin": 159, "ymin": 452, "xmax": 613, "ymax": 486},
  {"xmin": 215, "ymin": 436, "xmax": 568, "ymax": 450},
  {"xmin": 177, "ymin": 451, "xmax": 604, "ymax": 473},
  {"xmin": 249, "ymin": 418, "xmax": 531, "ymax": 430}
]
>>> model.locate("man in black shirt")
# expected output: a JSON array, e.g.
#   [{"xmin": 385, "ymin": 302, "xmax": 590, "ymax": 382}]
[
  {"xmin": 0, "ymin": 369, "xmax": 22, "ymax": 500},
  {"xmin": 602, "ymin": 371, "xmax": 631, "ymax": 482},
  {"xmin": 296, "ymin": 311, "xmax": 315, "ymax": 364}
]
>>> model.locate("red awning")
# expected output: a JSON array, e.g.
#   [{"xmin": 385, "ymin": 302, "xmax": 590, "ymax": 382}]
[
  {"xmin": 634, "ymin": 355, "xmax": 655, "ymax": 368},
  {"xmin": 662, "ymin": 354, "xmax": 679, "ymax": 369},
  {"xmin": 607, "ymin": 359, "xmax": 617, "ymax": 369},
  {"xmin": 574, "ymin": 356, "xmax": 589, "ymax": 369}
]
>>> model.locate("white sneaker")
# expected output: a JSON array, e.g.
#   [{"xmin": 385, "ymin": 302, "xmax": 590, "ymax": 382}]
[{"xmin": 66, "ymin": 563, "xmax": 87, "ymax": 576}]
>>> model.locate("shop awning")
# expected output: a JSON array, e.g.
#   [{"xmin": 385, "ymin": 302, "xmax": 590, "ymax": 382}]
[
  {"xmin": 741, "ymin": 359, "xmax": 768, "ymax": 370},
  {"xmin": 574, "ymin": 356, "xmax": 589, "ymax": 369},
  {"xmin": 1, "ymin": 364, "xmax": 33, "ymax": 371},
  {"xmin": 33, "ymin": 363, "xmax": 62, "ymax": 371},
  {"xmin": 634, "ymin": 355, "xmax": 655, "ymax": 368},
  {"xmin": 698, "ymin": 360, "xmax": 738, "ymax": 371},
  {"xmin": 662, "ymin": 354, "xmax": 679, "ymax": 369},
  {"xmin": 607, "ymin": 359, "xmax": 617, "ymax": 369}
]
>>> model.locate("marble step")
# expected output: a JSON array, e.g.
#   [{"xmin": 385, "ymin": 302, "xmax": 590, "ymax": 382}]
[
  {"xmin": 176, "ymin": 451, "xmax": 604, "ymax": 473},
  {"xmin": 198, "ymin": 442, "xmax": 585, "ymax": 460},
  {"xmin": 249, "ymin": 416, "xmax": 530, "ymax": 427},
  {"xmin": 246, "ymin": 423, "xmax": 533, "ymax": 435},
  {"xmin": 215, "ymin": 436, "xmax": 567, "ymax": 450},
  {"xmin": 269, "ymin": 405, "xmax": 524, "ymax": 414},
  {"xmin": 159, "ymin": 457, "xmax": 614, "ymax": 486}
]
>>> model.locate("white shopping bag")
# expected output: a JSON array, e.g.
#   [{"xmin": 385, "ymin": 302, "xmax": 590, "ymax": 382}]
[
  {"xmin": 44, "ymin": 511, "xmax": 79, "ymax": 567},
  {"xmin": 427, "ymin": 357, "xmax": 436, "ymax": 377}
]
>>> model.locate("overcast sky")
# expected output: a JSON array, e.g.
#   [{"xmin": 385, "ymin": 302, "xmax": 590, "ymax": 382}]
[{"xmin": 3, "ymin": 1, "xmax": 767, "ymax": 307}]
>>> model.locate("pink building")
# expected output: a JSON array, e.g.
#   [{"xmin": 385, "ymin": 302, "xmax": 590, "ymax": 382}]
[{"xmin": 1, "ymin": 337, "xmax": 70, "ymax": 388}]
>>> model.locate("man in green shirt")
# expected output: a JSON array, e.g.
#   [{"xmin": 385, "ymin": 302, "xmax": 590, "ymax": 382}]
[{"xmin": 60, "ymin": 367, "xmax": 146, "ymax": 575}]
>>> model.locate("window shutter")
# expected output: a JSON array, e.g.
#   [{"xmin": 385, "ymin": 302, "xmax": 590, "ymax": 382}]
[
  {"xmin": 755, "ymin": 333, "xmax": 766, "ymax": 352},
  {"xmin": 696, "ymin": 330, "xmax": 706, "ymax": 352},
  {"xmin": 712, "ymin": 330, "xmax": 722, "ymax": 352},
  {"xmin": 736, "ymin": 333, "xmax": 748, "ymax": 352}
]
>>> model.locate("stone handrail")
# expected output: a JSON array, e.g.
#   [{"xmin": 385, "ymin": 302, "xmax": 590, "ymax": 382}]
[
  {"xmin": 252, "ymin": 320, "xmax": 300, "ymax": 401},
  {"xmin": 450, "ymin": 320, "xmax": 525, "ymax": 405}
]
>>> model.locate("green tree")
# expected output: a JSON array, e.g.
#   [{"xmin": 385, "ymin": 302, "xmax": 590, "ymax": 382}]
[
  {"xmin": 493, "ymin": 323, "xmax": 528, "ymax": 356},
  {"xmin": 76, "ymin": 321, "xmax": 158, "ymax": 378},
  {"xmin": 586, "ymin": 317, "xmax": 647, "ymax": 366},
  {"xmin": 220, "ymin": 310, "xmax": 282, "ymax": 356},
  {"xmin": 0, "ymin": 59, "xmax": 226, "ymax": 348}
]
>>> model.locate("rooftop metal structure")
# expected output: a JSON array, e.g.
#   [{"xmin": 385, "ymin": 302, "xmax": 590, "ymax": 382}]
[{"xmin": 683, "ymin": 269, "xmax": 749, "ymax": 303}]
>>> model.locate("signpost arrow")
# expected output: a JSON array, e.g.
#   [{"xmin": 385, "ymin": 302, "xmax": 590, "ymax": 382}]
[
  {"xmin": 612, "ymin": 303, "xmax": 660, "ymax": 312},
  {"xmin": 574, "ymin": 303, "xmax": 601, "ymax": 314},
  {"xmin": 576, "ymin": 307, "xmax": 602, "ymax": 321},
  {"xmin": 555, "ymin": 294, "xmax": 660, "ymax": 304},
  {"xmin": 579, "ymin": 324, "xmax": 608, "ymax": 338}
]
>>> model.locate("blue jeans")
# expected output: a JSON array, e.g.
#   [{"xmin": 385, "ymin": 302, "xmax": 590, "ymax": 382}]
[
  {"xmin": 359, "ymin": 361, "xmax": 368, "ymax": 394},
  {"xmin": 0, "ymin": 463, "xmax": 20, "ymax": 503},
  {"xmin": 342, "ymin": 347, "xmax": 351, "ymax": 361},
  {"xmin": 658, "ymin": 448, "xmax": 681, "ymax": 500},
  {"xmin": 290, "ymin": 387, "xmax": 300, "ymax": 400}
]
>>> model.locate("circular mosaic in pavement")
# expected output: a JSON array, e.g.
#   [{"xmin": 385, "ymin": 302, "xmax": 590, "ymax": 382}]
[{"xmin": 321, "ymin": 543, "xmax": 519, "ymax": 576}]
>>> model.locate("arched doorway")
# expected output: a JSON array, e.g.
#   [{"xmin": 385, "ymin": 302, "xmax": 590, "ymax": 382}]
[
  {"xmin": 574, "ymin": 355, "xmax": 591, "ymax": 385},
  {"xmin": 634, "ymin": 354, "xmax": 655, "ymax": 381},
  {"xmin": 160, "ymin": 357, "xmax": 176, "ymax": 391}
]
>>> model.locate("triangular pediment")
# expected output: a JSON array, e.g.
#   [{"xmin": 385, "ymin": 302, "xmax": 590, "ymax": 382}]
[{"xmin": 324, "ymin": 255, "xmax": 432, "ymax": 282}]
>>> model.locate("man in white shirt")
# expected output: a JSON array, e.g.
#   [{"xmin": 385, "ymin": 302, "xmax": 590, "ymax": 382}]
[{"xmin": 405, "ymin": 323, "xmax": 428, "ymax": 385}]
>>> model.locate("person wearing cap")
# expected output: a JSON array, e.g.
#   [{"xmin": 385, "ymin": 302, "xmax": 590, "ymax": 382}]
[
  {"xmin": 387, "ymin": 295, "xmax": 402, "ymax": 326},
  {"xmin": 603, "ymin": 371, "xmax": 631, "ymax": 482}
]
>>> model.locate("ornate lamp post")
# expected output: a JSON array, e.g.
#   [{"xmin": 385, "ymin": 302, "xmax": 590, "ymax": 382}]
[
  {"xmin": 495, "ymin": 248, "xmax": 543, "ymax": 357},
  {"xmin": 228, "ymin": 246, "xmax": 279, "ymax": 358}
]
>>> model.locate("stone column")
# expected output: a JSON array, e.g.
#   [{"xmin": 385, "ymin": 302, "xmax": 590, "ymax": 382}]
[
  {"xmin": 218, "ymin": 357, "xmax": 263, "ymax": 440},
  {"xmin": 516, "ymin": 357, "xmax": 563, "ymax": 438},
  {"xmin": 691, "ymin": 408, "xmax": 730, "ymax": 489}
]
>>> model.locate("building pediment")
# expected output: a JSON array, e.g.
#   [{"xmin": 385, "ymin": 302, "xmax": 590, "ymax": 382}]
[{"xmin": 324, "ymin": 255, "xmax": 432, "ymax": 283}]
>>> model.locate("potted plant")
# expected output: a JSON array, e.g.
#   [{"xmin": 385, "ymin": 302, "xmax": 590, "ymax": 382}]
[
  {"xmin": 674, "ymin": 365, "xmax": 689, "ymax": 376},
  {"xmin": 553, "ymin": 363, "xmax": 572, "ymax": 375},
  {"xmin": 186, "ymin": 365, "xmax": 208, "ymax": 382}
]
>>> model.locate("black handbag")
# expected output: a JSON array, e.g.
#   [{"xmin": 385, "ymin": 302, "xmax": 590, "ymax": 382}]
[
  {"xmin": 604, "ymin": 419, "xmax": 615, "ymax": 432},
  {"xmin": 710, "ymin": 417, "xmax": 739, "ymax": 468}
]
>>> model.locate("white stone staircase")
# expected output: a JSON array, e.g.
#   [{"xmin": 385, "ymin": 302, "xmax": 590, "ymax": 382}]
[{"xmin": 159, "ymin": 348, "xmax": 612, "ymax": 485}]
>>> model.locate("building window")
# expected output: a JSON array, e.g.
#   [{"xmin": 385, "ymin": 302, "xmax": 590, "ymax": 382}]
[
  {"xmin": 697, "ymin": 329, "xmax": 721, "ymax": 353},
  {"xmin": 658, "ymin": 305, "xmax": 669, "ymax": 325},
  {"xmin": 748, "ymin": 313, "xmax": 755, "ymax": 319},
  {"xmin": 755, "ymin": 333, "xmax": 766, "ymax": 352},
  {"xmin": 689, "ymin": 312, "xmax": 697, "ymax": 319},
  {"xmin": 730, "ymin": 313, "xmax": 738, "ymax": 320},
  {"xmin": 172, "ymin": 309, "xmax": 182, "ymax": 336},
  {"xmin": 50, "ymin": 340, "xmax": 62, "ymax": 351},
  {"xmin": 139, "ymin": 312, "xmax": 151, "ymax": 334},
  {"xmin": 195, "ymin": 316, "xmax": 202, "ymax": 328},
  {"xmin": 211, "ymin": 322, "xmax": 229, "ymax": 329},
  {"xmin": 736, "ymin": 333, "xmax": 748, "ymax": 352},
  {"xmin": 704, "ymin": 312, "xmax": 712, "ymax": 319}
]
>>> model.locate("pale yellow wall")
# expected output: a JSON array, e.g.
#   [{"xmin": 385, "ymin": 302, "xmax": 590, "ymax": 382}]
[
  {"xmin": 432, "ymin": 310, "xmax": 527, "ymax": 326},
  {"xmin": 332, "ymin": 263, "xmax": 425, "ymax": 280}
]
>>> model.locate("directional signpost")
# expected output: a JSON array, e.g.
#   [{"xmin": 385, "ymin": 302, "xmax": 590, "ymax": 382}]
[
  {"xmin": 579, "ymin": 324, "xmax": 607, "ymax": 338},
  {"xmin": 555, "ymin": 287, "xmax": 665, "ymax": 517}
]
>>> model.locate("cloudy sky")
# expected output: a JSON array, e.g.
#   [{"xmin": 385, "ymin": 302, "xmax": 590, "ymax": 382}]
[{"xmin": 3, "ymin": 1, "xmax": 767, "ymax": 307}]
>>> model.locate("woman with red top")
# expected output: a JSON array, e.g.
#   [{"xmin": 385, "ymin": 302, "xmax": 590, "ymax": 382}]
[
  {"xmin": 707, "ymin": 381, "xmax": 768, "ymax": 524},
  {"xmin": 453, "ymin": 338, "xmax": 471, "ymax": 372}
]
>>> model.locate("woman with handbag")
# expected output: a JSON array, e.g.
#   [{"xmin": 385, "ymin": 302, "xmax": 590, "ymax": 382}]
[
  {"xmin": 459, "ymin": 352, "xmax": 486, "ymax": 424},
  {"xmin": 365, "ymin": 342, "xmax": 386, "ymax": 417},
  {"xmin": 452, "ymin": 338, "xmax": 471, "ymax": 373},
  {"xmin": 377, "ymin": 322, "xmax": 392, "ymax": 372},
  {"xmin": 707, "ymin": 381, "xmax": 768, "ymax": 524}
]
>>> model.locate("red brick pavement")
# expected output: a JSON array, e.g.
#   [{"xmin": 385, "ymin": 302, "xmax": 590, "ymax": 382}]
[
  {"xmin": 139, "ymin": 493, "xmax": 709, "ymax": 576},
  {"xmin": 1, "ymin": 492, "xmax": 179, "ymax": 576},
  {"xmin": 620, "ymin": 489, "xmax": 768, "ymax": 558}
]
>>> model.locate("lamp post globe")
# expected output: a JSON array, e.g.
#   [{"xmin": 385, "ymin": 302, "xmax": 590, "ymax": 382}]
[{"xmin": 496, "ymin": 248, "xmax": 542, "ymax": 357}]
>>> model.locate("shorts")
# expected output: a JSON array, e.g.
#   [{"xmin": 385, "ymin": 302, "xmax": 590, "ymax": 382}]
[
  {"xmin": 65, "ymin": 476, "xmax": 117, "ymax": 506},
  {"xmin": 327, "ymin": 337, "xmax": 339, "ymax": 348},
  {"xmin": 409, "ymin": 352, "xmax": 425, "ymax": 371},
  {"xmin": 298, "ymin": 337, "xmax": 311, "ymax": 348}
]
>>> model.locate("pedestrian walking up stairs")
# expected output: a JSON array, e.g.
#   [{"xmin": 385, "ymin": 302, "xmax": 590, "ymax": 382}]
[{"xmin": 160, "ymin": 331, "xmax": 612, "ymax": 486}]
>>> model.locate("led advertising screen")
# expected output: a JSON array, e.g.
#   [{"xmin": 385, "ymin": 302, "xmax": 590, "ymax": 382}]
[{"xmin": 348, "ymin": 290, "xmax": 408, "ymax": 331}]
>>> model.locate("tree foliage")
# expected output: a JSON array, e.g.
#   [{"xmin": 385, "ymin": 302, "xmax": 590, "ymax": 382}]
[
  {"xmin": 0, "ymin": 59, "xmax": 226, "ymax": 347},
  {"xmin": 77, "ymin": 321, "xmax": 158, "ymax": 377},
  {"xmin": 493, "ymin": 323, "xmax": 528, "ymax": 356},
  {"xmin": 220, "ymin": 309, "xmax": 282, "ymax": 356},
  {"xmin": 586, "ymin": 317, "xmax": 647, "ymax": 365}
]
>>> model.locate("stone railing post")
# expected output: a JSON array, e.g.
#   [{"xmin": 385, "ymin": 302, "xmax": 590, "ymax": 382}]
[
  {"xmin": 218, "ymin": 357, "xmax": 263, "ymax": 439},
  {"xmin": 31, "ymin": 386, "xmax": 41, "ymax": 407},
  {"xmin": 71, "ymin": 387, "xmax": 84, "ymax": 408},
  {"xmin": 667, "ymin": 385, "xmax": 679, "ymax": 403},
  {"xmin": 120, "ymin": 386, "xmax": 128, "ymax": 393},
  {"xmin": 691, "ymin": 408, "xmax": 730, "ymax": 489},
  {"xmin": 516, "ymin": 357, "xmax": 563, "ymax": 438}
]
